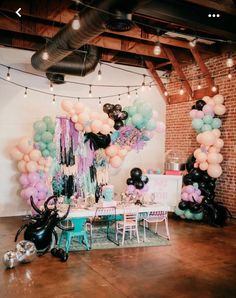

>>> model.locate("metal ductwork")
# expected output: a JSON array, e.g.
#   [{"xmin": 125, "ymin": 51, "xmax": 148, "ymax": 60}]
[{"xmin": 31, "ymin": 0, "xmax": 145, "ymax": 77}]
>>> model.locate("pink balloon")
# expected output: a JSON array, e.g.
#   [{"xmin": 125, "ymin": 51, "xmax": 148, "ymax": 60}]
[
  {"xmin": 127, "ymin": 185, "xmax": 135, "ymax": 193},
  {"xmin": 207, "ymin": 164, "xmax": 222, "ymax": 178},
  {"xmin": 199, "ymin": 162, "xmax": 208, "ymax": 171},
  {"xmin": 213, "ymin": 94, "xmax": 224, "ymax": 105},
  {"xmin": 207, "ymin": 152, "xmax": 219, "ymax": 164},
  {"xmin": 181, "ymin": 192, "xmax": 188, "ymax": 200},
  {"xmin": 118, "ymin": 148, "xmax": 128, "ymax": 158},
  {"xmin": 188, "ymin": 194, "xmax": 194, "ymax": 202},
  {"xmin": 196, "ymin": 189, "xmax": 201, "ymax": 196},
  {"xmin": 35, "ymin": 182, "xmax": 47, "ymax": 193},
  {"xmin": 74, "ymin": 102, "xmax": 85, "ymax": 113},
  {"xmin": 100, "ymin": 124, "xmax": 111, "ymax": 135},
  {"xmin": 24, "ymin": 187, "xmax": 38, "ymax": 200},
  {"xmin": 214, "ymin": 104, "xmax": 226, "ymax": 116},
  {"xmin": 75, "ymin": 122, "xmax": 84, "ymax": 131},
  {"xmin": 20, "ymin": 189, "xmax": 27, "ymax": 200},
  {"xmin": 143, "ymin": 184, "xmax": 149, "ymax": 192},
  {"xmin": 189, "ymin": 109, "xmax": 197, "ymax": 119},
  {"xmin": 28, "ymin": 172, "xmax": 40, "ymax": 185},
  {"xmin": 218, "ymin": 153, "xmax": 223, "ymax": 163},
  {"xmin": 91, "ymin": 120, "xmax": 102, "ymax": 134},
  {"xmin": 196, "ymin": 151, "xmax": 207, "ymax": 163},
  {"xmin": 71, "ymin": 114, "xmax": 79, "ymax": 123},
  {"xmin": 19, "ymin": 174, "xmax": 30, "ymax": 187},
  {"xmin": 110, "ymin": 155, "xmax": 122, "ymax": 168},
  {"xmin": 185, "ymin": 185, "xmax": 194, "ymax": 194},
  {"xmin": 105, "ymin": 145, "xmax": 119, "ymax": 157},
  {"xmin": 10, "ymin": 147, "xmax": 24, "ymax": 161},
  {"xmin": 61, "ymin": 100, "xmax": 73, "ymax": 113},
  {"xmin": 195, "ymin": 110, "xmax": 204, "ymax": 119},
  {"xmin": 197, "ymin": 131, "xmax": 216, "ymax": 146},
  {"xmin": 203, "ymin": 104, "xmax": 214, "ymax": 116},
  {"xmin": 208, "ymin": 146, "xmax": 220, "ymax": 154},
  {"xmin": 191, "ymin": 192, "xmax": 200, "ymax": 202},
  {"xmin": 37, "ymin": 191, "xmax": 47, "ymax": 201},
  {"xmin": 212, "ymin": 129, "xmax": 221, "ymax": 138},
  {"xmin": 214, "ymin": 138, "xmax": 224, "ymax": 149},
  {"xmin": 78, "ymin": 112, "xmax": 90, "ymax": 125},
  {"xmin": 156, "ymin": 121, "xmax": 166, "ymax": 133}
]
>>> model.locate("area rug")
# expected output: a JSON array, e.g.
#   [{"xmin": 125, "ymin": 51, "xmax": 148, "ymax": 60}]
[{"xmin": 58, "ymin": 225, "xmax": 170, "ymax": 251}]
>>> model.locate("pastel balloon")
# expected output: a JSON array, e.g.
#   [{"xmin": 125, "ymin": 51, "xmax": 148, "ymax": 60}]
[
  {"xmin": 26, "ymin": 161, "xmax": 38, "ymax": 173},
  {"xmin": 152, "ymin": 110, "xmax": 159, "ymax": 120},
  {"xmin": 194, "ymin": 148, "xmax": 202, "ymax": 158},
  {"xmin": 156, "ymin": 122, "xmax": 166, "ymax": 133},
  {"xmin": 127, "ymin": 185, "xmax": 135, "ymax": 193},
  {"xmin": 211, "ymin": 118, "xmax": 222, "ymax": 129},
  {"xmin": 19, "ymin": 174, "xmax": 29, "ymax": 187},
  {"xmin": 213, "ymin": 94, "xmax": 224, "ymax": 105},
  {"xmin": 71, "ymin": 114, "xmax": 79, "ymax": 123},
  {"xmin": 197, "ymin": 131, "xmax": 216, "ymax": 146},
  {"xmin": 28, "ymin": 172, "xmax": 40, "ymax": 185},
  {"xmin": 196, "ymin": 110, "xmax": 204, "ymax": 119},
  {"xmin": 20, "ymin": 189, "xmax": 27, "ymax": 200},
  {"xmin": 212, "ymin": 129, "xmax": 221, "ymax": 138},
  {"xmin": 38, "ymin": 157, "xmax": 45, "ymax": 166},
  {"xmin": 10, "ymin": 147, "xmax": 24, "ymax": 161},
  {"xmin": 35, "ymin": 182, "xmax": 47, "ymax": 192},
  {"xmin": 61, "ymin": 100, "xmax": 74, "ymax": 112},
  {"xmin": 192, "ymin": 119, "xmax": 203, "ymax": 130},
  {"xmin": 41, "ymin": 131, "xmax": 53, "ymax": 144},
  {"xmin": 17, "ymin": 137, "xmax": 33, "ymax": 154},
  {"xmin": 24, "ymin": 187, "xmax": 38, "ymax": 200},
  {"xmin": 90, "ymin": 111, "xmax": 100, "ymax": 120},
  {"xmin": 105, "ymin": 145, "xmax": 119, "ymax": 157},
  {"xmin": 42, "ymin": 116, "xmax": 53, "ymax": 125},
  {"xmin": 118, "ymin": 149, "xmax": 128, "ymax": 158},
  {"xmin": 196, "ymin": 151, "xmax": 207, "ymax": 162},
  {"xmin": 207, "ymin": 152, "xmax": 219, "ymax": 164},
  {"xmin": 100, "ymin": 124, "xmax": 111, "ymax": 135},
  {"xmin": 75, "ymin": 122, "xmax": 84, "ymax": 131},
  {"xmin": 207, "ymin": 98, "xmax": 215, "ymax": 106},
  {"xmin": 214, "ymin": 104, "xmax": 226, "ymax": 116},
  {"xmin": 218, "ymin": 154, "xmax": 223, "ymax": 163},
  {"xmin": 203, "ymin": 115, "xmax": 213, "ymax": 124},
  {"xmin": 208, "ymin": 146, "xmax": 220, "ymax": 153},
  {"xmin": 84, "ymin": 125, "xmax": 92, "ymax": 133},
  {"xmin": 181, "ymin": 192, "xmax": 188, "ymax": 200},
  {"xmin": 207, "ymin": 164, "xmax": 222, "ymax": 178},
  {"xmin": 29, "ymin": 149, "xmax": 41, "ymax": 161},
  {"xmin": 132, "ymin": 114, "xmax": 143, "ymax": 126},
  {"xmin": 24, "ymin": 155, "xmax": 30, "ymax": 162},
  {"xmin": 202, "ymin": 104, "xmax": 214, "ymax": 116},
  {"xmin": 18, "ymin": 160, "xmax": 27, "ymax": 173},
  {"xmin": 145, "ymin": 119, "xmax": 157, "ymax": 131},
  {"xmin": 91, "ymin": 120, "xmax": 102, "ymax": 134},
  {"xmin": 33, "ymin": 121, "xmax": 47, "ymax": 134},
  {"xmin": 37, "ymin": 191, "xmax": 47, "ymax": 201},
  {"xmin": 108, "ymin": 118, "xmax": 115, "ymax": 127},
  {"xmin": 201, "ymin": 124, "xmax": 212, "ymax": 132},
  {"xmin": 214, "ymin": 138, "xmax": 224, "ymax": 149},
  {"xmin": 78, "ymin": 112, "xmax": 90, "ymax": 125},
  {"xmin": 128, "ymin": 106, "xmax": 137, "ymax": 116},
  {"xmin": 199, "ymin": 162, "xmax": 208, "ymax": 171},
  {"xmin": 110, "ymin": 155, "xmax": 123, "ymax": 168},
  {"xmin": 189, "ymin": 109, "xmax": 197, "ymax": 118},
  {"xmin": 185, "ymin": 185, "xmax": 194, "ymax": 194},
  {"xmin": 74, "ymin": 102, "xmax": 85, "ymax": 113},
  {"xmin": 42, "ymin": 149, "xmax": 50, "ymax": 158}
]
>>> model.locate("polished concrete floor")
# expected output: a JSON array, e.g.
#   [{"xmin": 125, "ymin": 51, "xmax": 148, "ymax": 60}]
[{"xmin": 0, "ymin": 216, "xmax": 236, "ymax": 298}]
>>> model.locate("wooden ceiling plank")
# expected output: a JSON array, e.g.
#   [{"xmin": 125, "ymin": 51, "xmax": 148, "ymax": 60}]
[
  {"xmin": 164, "ymin": 46, "xmax": 192, "ymax": 98},
  {"xmin": 156, "ymin": 61, "xmax": 172, "ymax": 69},
  {"xmin": 190, "ymin": 47, "xmax": 214, "ymax": 87},
  {"xmin": 145, "ymin": 60, "xmax": 169, "ymax": 104}
]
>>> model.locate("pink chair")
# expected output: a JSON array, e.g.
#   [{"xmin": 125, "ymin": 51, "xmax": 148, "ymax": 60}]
[{"xmin": 143, "ymin": 211, "xmax": 170, "ymax": 241}]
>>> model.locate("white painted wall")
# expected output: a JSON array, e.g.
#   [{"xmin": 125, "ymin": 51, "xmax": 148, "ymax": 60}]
[{"xmin": 0, "ymin": 48, "xmax": 166, "ymax": 217}]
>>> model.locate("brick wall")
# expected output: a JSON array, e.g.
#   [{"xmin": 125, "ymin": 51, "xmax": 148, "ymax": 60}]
[{"xmin": 165, "ymin": 53, "xmax": 236, "ymax": 214}]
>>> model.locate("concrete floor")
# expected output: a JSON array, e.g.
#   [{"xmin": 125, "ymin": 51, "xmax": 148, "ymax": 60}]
[{"xmin": 0, "ymin": 216, "xmax": 235, "ymax": 298}]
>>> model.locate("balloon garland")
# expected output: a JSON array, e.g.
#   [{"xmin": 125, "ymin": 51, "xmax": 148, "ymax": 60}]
[{"xmin": 175, "ymin": 94, "xmax": 228, "ymax": 223}]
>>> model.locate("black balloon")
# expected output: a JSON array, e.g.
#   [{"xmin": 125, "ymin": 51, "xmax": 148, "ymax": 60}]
[
  {"xmin": 195, "ymin": 99, "xmax": 206, "ymax": 111},
  {"xmin": 103, "ymin": 103, "xmax": 112, "ymax": 114},
  {"xmin": 112, "ymin": 110, "xmax": 121, "ymax": 120},
  {"xmin": 186, "ymin": 154, "xmax": 196, "ymax": 173},
  {"xmin": 85, "ymin": 133, "xmax": 111, "ymax": 150},
  {"xmin": 189, "ymin": 203, "xmax": 202, "ymax": 213},
  {"xmin": 119, "ymin": 111, "xmax": 128, "ymax": 120},
  {"xmin": 134, "ymin": 180, "xmax": 144, "ymax": 189},
  {"xmin": 191, "ymin": 105, "xmax": 196, "ymax": 110},
  {"xmin": 130, "ymin": 168, "xmax": 142, "ymax": 179},
  {"xmin": 114, "ymin": 104, "xmax": 122, "ymax": 111},
  {"xmin": 114, "ymin": 119, "xmax": 124, "ymax": 130},
  {"xmin": 126, "ymin": 178, "xmax": 134, "ymax": 185},
  {"xmin": 108, "ymin": 112, "xmax": 115, "ymax": 120},
  {"xmin": 141, "ymin": 175, "xmax": 149, "ymax": 184},
  {"xmin": 183, "ymin": 174, "xmax": 193, "ymax": 185},
  {"xmin": 179, "ymin": 201, "xmax": 189, "ymax": 210},
  {"xmin": 190, "ymin": 168, "xmax": 204, "ymax": 182}
]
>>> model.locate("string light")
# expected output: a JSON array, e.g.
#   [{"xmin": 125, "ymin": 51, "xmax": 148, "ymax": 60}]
[
  {"xmin": 149, "ymin": 82, "xmax": 152, "ymax": 90},
  {"xmin": 153, "ymin": 41, "xmax": 161, "ymax": 55},
  {"xmin": 141, "ymin": 75, "xmax": 146, "ymax": 91},
  {"xmin": 97, "ymin": 63, "xmax": 102, "ymax": 81},
  {"xmin": 179, "ymin": 83, "xmax": 184, "ymax": 95},
  {"xmin": 50, "ymin": 81, "xmax": 53, "ymax": 92},
  {"xmin": 89, "ymin": 85, "xmax": 92, "ymax": 97},
  {"xmin": 118, "ymin": 94, "xmax": 121, "ymax": 101},
  {"xmin": 24, "ymin": 87, "xmax": 28, "ymax": 98},
  {"xmin": 211, "ymin": 84, "xmax": 217, "ymax": 92},
  {"xmin": 197, "ymin": 77, "xmax": 202, "ymax": 90},
  {"xmin": 52, "ymin": 94, "xmax": 55, "ymax": 104},
  {"xmin": 227, "ymin": 70, "xmax": 232, "ymax": 80},
  {"xmin": 7, "ymin": 67, "xmax": 10, "ymax": 81},
  {"xmin": 135, "ymin": 90, "xmax": 138, "ymax": 97},
  {"xmin": 77, "ymin": 97, "xmax": 80, "ymax": 101},
  {"xmin": 42, "ymin": 51, "xmax": 49, "ymax": 61},
  {"xmin": 99, "ymin": 97, "xmax": 102, "ymax": 105},
  {"xmin": 189, "ymin": 38, "xmax": 197, "ymax": 48},
  {"xmin": 71, "ymin": 14, "xmax": 80, "ymax": 30},
  {"xmin": 127, "ymin": 87, "xmax": 131, "ymax": 98},
  {"xmin": 226, "ymin": 53, "xmax": 234, "ymax": 68}
]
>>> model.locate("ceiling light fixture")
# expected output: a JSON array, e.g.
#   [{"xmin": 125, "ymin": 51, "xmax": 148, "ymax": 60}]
[
  {"xmin": 226, "ymin": 53, "xmax": 234, "ymax": 68},
  {"xmin": 42, "ymin": 51, "xmax": 49, "ymax": 61},
  {"xmin": 71, "ymin": 14, "xmax": 80, "ymax": 30},
  {"xmin": 189, "ymin": 38, "xmax": 197, "ymax": 48}
]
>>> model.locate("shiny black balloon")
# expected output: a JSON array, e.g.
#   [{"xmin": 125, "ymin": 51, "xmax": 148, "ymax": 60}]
[
  {"xmin": 108, "ymin": 112, "xmax": 115, "ymax": 120},
  {"xmin": 126, "ymin": 178, "xmax": 134, "ymax": 185},
  {"xmin": 112, "ymin": 110, "xmax": 121, "ymax": 121},
  {"xmin": 191, "ymin": 104, "xmax": 196, "ymax": 110},
  {"xmin": 178, "ymin": 201, "xmax": 189, "ymax": 210},
  {"xmin": 189, "ymin": 203, "xmax": 202, "ymax": 213},
  {"xmin": 114, "ymin": 119, "xmax": 124, "ymax": 130},
  {"xmin": 195, "ymin": 99, "xmax": 206, "ymax": 111},
  {"xmin": 183, "ymin": 174, "xmax": 193, "ymax": 185},
  {"xmin": 130, "ymin": 168, "xmax": 142, "ymax": 179},
  {"xmin": 141, "ymin": 175, "xmax": 149, "ymax": 184},
  {"xmin": 198, "ymin": 181, "xmax": 207, "ymax": 190},
  {"xmin": 114, "ymin": 104, "xmax": 122, "ymax": 111},
  {"xmin": 207, "ymin": 180, "xmax": 216, "ymax": 191},
  {"xmin": 103, "ymin": 103, "xmax": 113, "ymax": 114},
  {"xmin": 119, "ymin": 111, "xmax": 128, "ymax": 120},
  {"xmin": 51, "ymin": 248, "xmax": 58, "ymax": 257},
  {"xmin": 190, "ymin": 168, "xmax": 204, "ymax": 182},
  {"xmin": 134, "ymin": 180, "xmax": 144, "ymax": 190}
]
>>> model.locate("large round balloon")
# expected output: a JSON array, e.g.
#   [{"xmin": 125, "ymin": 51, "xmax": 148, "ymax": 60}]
[
  {"xmin": 183, "ymin": 174, "xmax": 193, "ymax": 185},
  {"xmin": 134, "ymin": 180, "xmax": 144, "ymax": 190},
  {"xmin": 126, "ymin": 178, "xmax": 134, "ymax": 185},
  {"xmin": 114, "ymin": 119, "xmax": 124, "ymax": 130},
  {"xmin": 195, "ymin": 99, "xmax": 206, "ymax": 110},
  {"xmin": 130, "ymin": 168, "xmax": 142, "ymax": 180}
]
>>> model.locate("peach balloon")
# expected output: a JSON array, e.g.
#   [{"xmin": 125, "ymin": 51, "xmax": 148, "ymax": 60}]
[
  {"xmin": 38, "ymin": 165, "xmax": 44, "ymax": 171},
  {"xmin": 69, "ymin": 108, "xmax": 76, "ymax": 116},
  {"xmin": 29, "ymin": 149, "xmax": 41, "ymax": 161},
  {"xmin": 71, "ymin": 114, "xmax": 79, "ymax": 123},
  {"xmin": 100, "ymin": 124, "xmax": 111, "ymax": 135},
  {"xmin": 196, "ymin": 151, "xmax": 207, "ymax": 163},
  {"xmin": 78, "ymin": 112, "xmax": 90, "ymax": 125},
  {"xmin": 75, "ymin": 122, "xmax": 84, "ymax": 131},
  {"xmin": 90, "ymin": 111, "xmax": 100, "ymax": 120},
  {"xmin": 213, "ymin": 104, "xmax": 226, "ymax": 116},
  {"xmin": 85, "ymin": 126, "xmax": 92, "ymax": 133},
  {"xmin": 118, "ymin": 149, "xmax": 128, "ymax": 158},
  {"xmin": 18, "ymin": 160, "xmax": 27, "ymax": 173},
  {"xmin": 202, "ymin": 96, "xmax": 211, "ymax": 103},
  {"xmin": 199, "ymin": 162, "xmax": 208, "ymax": 171},
  {"xmin": 17, "ymin": 137, "xmax": 33, "ymax": 154},
  {"xmin": 218, "ymin": 153, "xmax": 223, "ymax": 163},
  {"xmin": 207, "ymin": 164, "xmax": 222, "ymax": 178},
  {"xmin": 74, "ymin": 102, "xmax": 85, "ymax": 113},
  {"xmin": 213, "ymin": 94, "xmax": 224, "ymax": 105},
  {"xmin": 214, "ymin": 138, "xmax": 224, "ymax": 149},
  {"xmin": 39, "ymin": 157, "xmax": 45, "ymax": 166},
  {"xmin": 105, "ymin": 145, "xmax": 119, "ymax": 157},
  {"xmin": 24, "ymin": 155, "xmax": 30, "ymax": 162},
  {"xmin": 91, "ymin": 120, "xmax": 102, "ymax": 134},
  {"xmin": 108, "ymin": 118, "xmax": 115, "ymax": 127},
  {"xmin": 194, "ymin": 148, "xmax": 202, "ymax": 158},
  {"xmin": 207, "ymin": 98, "xmax": 215, "ymax": 106},
  {"xmin": 61, "ymin": 100, "xmax": 74, "ymax": 112},
  {"xmin": 10, "ymin": 147, "xmax": 24, "ymax": 161},
  {"xmin": 196, "ymin": 133, "xmax": 203, "ymax": 144},
  {"xmin": 212, "ymin": 129, "xmax": 221, "ymax": 138},
  {"xmin": 26, "ymin": 161, "xmax": 38, "ymax": 173},
  {"xmin": 208, "ymin": 146, "xmax": 220, "ymax": 153},
  {"xmin": 198, "ymin": 131, "xmax": 216, "ymax": 146},
  {"xmin": 100, "ymin": 113, "xmax": 109, "ymax": 122},
  {"xmin": 110, "ymin": 155, "xmax": 122, "ymax": 168},
  {"xmin": 207, "ymin": 152, "xmax": 219, "ymax": 164},
  {"xmin": 124, "ymin": 145, "xmax": 132, "ymax": 152}
]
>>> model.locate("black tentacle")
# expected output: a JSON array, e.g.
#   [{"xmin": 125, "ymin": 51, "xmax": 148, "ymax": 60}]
[
  {"xmin": 30, "ymin": 196, "xmax": 43, "ymax": 215},
  {"xmin": 15, "ymin": 224, "xmax": 27, "ymax": 242},
  {"xmin": 53, "ymin": 229, "xmax": 58, "ymax": 245}
]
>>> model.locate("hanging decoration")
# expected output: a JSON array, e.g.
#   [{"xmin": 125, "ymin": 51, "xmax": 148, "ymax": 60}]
[{"xmin": 175, "ymin": 94, "xmax": 231, "ymax": 226}]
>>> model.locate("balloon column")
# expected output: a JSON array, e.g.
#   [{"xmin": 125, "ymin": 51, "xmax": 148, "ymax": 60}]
[
  {"xmin": 126, "ymin": 167, "xmax": 149, "ymax": 194},
  {"xmin": 175, "ymin": 94, "xmax": 229, "ymax": 225}
]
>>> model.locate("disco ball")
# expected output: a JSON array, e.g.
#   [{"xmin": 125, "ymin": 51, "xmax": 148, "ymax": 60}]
[
  {"xmin": 3, "ymin": 251, "xmax": 19, "ymax": 269},
  {"xmin": 16, "ymin": 240, "xmax": 37, "ymax": 263}
]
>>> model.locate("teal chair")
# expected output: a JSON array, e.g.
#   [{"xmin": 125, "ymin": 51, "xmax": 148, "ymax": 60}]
[{"xmin": 59, "ymin": 217, "xmax": 90, "ymax": 252}]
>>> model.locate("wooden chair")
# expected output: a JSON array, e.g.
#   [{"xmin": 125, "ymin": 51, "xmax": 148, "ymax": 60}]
[
  {"xmin": 143, "ymin": 211, "xmax": 170, "ymax": 241},
  {"xmin": 116, "ymin": 207, "xmax": 140, "ymax": 246}
]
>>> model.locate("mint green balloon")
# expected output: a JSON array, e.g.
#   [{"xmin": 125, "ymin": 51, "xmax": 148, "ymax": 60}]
[
  {"xmin": 175, "ymin": 207, "xmax": 185, "ymax": 216},
  {"xmin": 212, "ymin": 118, "xmax": 222, "ymax": 129},
  {"xmin": 184, "ymin": 209, "xmax": 193, "ymax": 220},
  {"xmin": 125, "ymin": 118, "xmax": 133, "ymax": 126},
  {"xmin": 47, "ymin": 123, "xmax": 55, "ymax": 134},
  {"xmin": 43, "ymin": 116, "xmax": 53, "ymax": 125},
  {"xmin": 42, "ymin": 149, "xmax": 50, "ymax": 157},
  {"xmin": 128, "ymin": 106, "xmax": 137, "ymax": 116},
  {"xmin": 39, "ymin": 142, "xmax": 47, "ymax": 150},
  {"xmin": 192, "ymin": 119, "xmax": 203, "ymax": 130},
  {"xmin": 33, "ymin": 120, "xmax": 47, "ymax": 134},
  {"xmin": 201, "ymin": 124, "xmax": 212, "ymax": 132},
  {"xmin": 140, "ymin": 103, "xmax": 152, "ymax": 117},
  {"xmin": 47, "ymin": 142, "xmax": 56, "ymax": 151},
  {"xmin": 34, "ymin": 133, "xmax": 41, "ymax": 142},
  {"xmin": 132, "ymin": 113, "xmax": 143, "ymax": 126},
  {"xmin": 193, "ymin": 212, "xmax": 203, "ymax": 221},
  {"xmin": 123, "ymin": 106, "xmax": 130, "ymax": 113},
  {"xmin": 41, "ymin": 131, "xmax": 53, "ymax": 144},
  {"xmin": 145, "ymin": 119, "xmax": 157, "ymax": 131},
  {"xmin": 203, "ymin": 115, "xmax": 213, "ymax": 124}
]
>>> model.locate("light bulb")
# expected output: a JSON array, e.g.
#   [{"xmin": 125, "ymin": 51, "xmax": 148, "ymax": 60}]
[
  {"xmin": 99, "ymin": 97, "xmax": 102, "ymax": 105},
  {"xmin": 135, "ymin": 91, "xmax": 138, "ymax": 97},
  {"xmin": 164, "ymin": 90, "xmax": 168, "ymax": 96},
  {"xmin": 42, "ymin": 51, "xmax": 49, "ymax": 60},
  {"xmin": 89, "ymin": 85, "xmax": 92, "ymax": 97},
  {"xmin": 189, "ymin": 38, "xmax": 197, "ymax": 47},
  {"xmin": 72, "ymin": 15, "xmax": 80, "ymax": 30},
  {"xmin": 226, "ymin": 56, "xmax": 234, "ymax": 68},
  {"xmin": 227, "ymin": 72, "xmax": 232, "ymax": 79},
  {"xmin": 127, "ymin": 92, "xmax": 131, "ymax": 99},
  {"xmin": 50, "ymin": 82, "xmax": 53, "ymax": 92},
  {"xmin": 179, "ymin": 86, "xmax": 184, "ymax": 95},
  {"xmin": 153, "ymin": 43, "xmax": 161, "ymax": 55},
  {"xmin": 52, "ymin": 95, "xmax": 55, "ymax": 104},
  {"xmin": 24, "ymin": 87, "xmax": 28, "ymax": 98},
  {"xmin": 211, "ymin": 85, "xmax": 217, "ymax": 92},
  {"xmin": 118, "ymin": 95, "xmax": 121, "ymax": 101},
  {"xmin": 197, "ymin": 83, "xmax": 201, "ymax": 90},
  {"xmin": 149, "ymin": 83, "xmax": 152, "ymax": 90},
  {"xmin": 7, "ymin": 68, "xmax": 10, "ymax": 80},
  {"xmin": 97, "ymin": 69, "xmax": 102, "ymax": 81},
  {"xmin": 141, "ymin": 82, "xmax": 145, "ymax": 91}
]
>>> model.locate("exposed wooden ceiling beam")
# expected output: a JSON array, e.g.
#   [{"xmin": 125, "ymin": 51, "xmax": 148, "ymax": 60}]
[
  {"xmin": 164, "ymin": 47, "xmax": 192, "ymax": 98},
  {"xmin": 156, "ymin": 61, "xmax": 172, "ymax": 69},
  {"xmin": 145, "ymin": 60, "xmax": 169, "ymax": 104}
]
